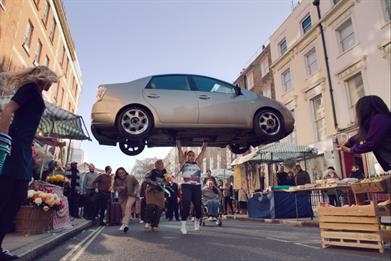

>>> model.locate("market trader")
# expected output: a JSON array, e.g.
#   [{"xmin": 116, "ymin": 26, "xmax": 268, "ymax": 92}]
[{"xmin": 0, "ymin": 66, "xmax": 58, "ymax": 260}]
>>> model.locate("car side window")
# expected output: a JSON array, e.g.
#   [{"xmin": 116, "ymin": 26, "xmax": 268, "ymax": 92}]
[
  {"xmin": 192, "ymin": 76, "xmax": 234, "ymax": 94},
  {"xmin": 148, "ymin": 76, "xmax": 191, "ymax": 91}
]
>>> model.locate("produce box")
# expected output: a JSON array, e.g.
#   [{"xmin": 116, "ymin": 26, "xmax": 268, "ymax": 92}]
[
  {"xmin": 351, "ymin": 176, "xmax": 391, "ymax": 194},
  {"xmin": 317, "ymin": 202, "xmax": 384, "ymax": 253}
]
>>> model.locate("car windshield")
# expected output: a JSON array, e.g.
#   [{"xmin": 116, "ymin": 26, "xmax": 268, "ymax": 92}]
[{"xmin": 192, "ymin": 76, "xmax": 234, "ymax": 94}]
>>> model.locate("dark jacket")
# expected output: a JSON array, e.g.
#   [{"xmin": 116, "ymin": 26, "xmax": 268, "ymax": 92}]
[
  {"xmin": 166, "ymin": 182, "xmax": 178, "ymax": 200},
  {"xmin": 295, "ymin": 170, "xmax": 311, "ymax": 185},
  {"xmin": 350, "ymin": 170, "xmax": 365, "ymax": 180},
  {"xmin": 276, "ymin": 171, "xmax": 289, "ymax": 185}
]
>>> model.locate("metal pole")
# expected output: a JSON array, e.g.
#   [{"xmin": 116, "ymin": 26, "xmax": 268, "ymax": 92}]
[
  {"xmin": 313, "ymin": 0, "xmax": 338, "ymax": 129},
  {"xmin": 66, "ymin": 139, "xmax": 72, "ymax": 164}
]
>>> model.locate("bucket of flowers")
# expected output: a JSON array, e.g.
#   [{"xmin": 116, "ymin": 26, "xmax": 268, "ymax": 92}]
[
  {"xmin": 15, "ymin": 190, "xmax": 64, "ymax": 235},
  {"xmin": 46, "ymin": 174, "xmax": 69, "ymax": 187}
]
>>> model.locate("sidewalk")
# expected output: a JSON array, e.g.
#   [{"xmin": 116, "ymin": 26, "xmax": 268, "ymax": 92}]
[
  {"xmin": 225, "ymin": 214, "xmax": 319, "ymax": 227},
  {"xmin": 3, "ymin": 218, "xmax": 93, "ymax": 261}
]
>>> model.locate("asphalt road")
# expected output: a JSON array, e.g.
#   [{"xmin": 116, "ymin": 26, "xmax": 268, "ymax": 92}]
[{"xmin": 37, "ymin": 220, "xmax": 390, "ymax": 261}]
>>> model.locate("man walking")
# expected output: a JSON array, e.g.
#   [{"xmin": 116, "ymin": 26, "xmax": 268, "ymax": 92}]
[
  {"xmin": 82, "ymin": 163, "xmax": 99, "ymax": 219},
  {"xmin": 93, "ymin": 166, "xmax": 112, "ymax": 226},
  {"xmin": 294, "ymin": 164, "xmax": 311, "ymax": 185},
  {"xmin": 66, "ymin": 162, "xmax": 81, "ymax": 218}
]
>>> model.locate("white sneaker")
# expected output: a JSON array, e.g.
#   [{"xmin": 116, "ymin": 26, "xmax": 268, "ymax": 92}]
[
  {"xmin": 119, "ymin": 224, "xmax": 125, "ymax": 231},
  {"xmin": 194, "ymin": 219, "xmax": 200, "ymax": 231},
  {"xmin": 139, "ymin": 220, "xmax": 144, "ymax": 224},
  {"xmin": 191, "ymin": 217, "xmax": 195, "ymax": 222},
  {"xmin": 180, "ymin": 221, "xmax": 187, "ymax": 235}
]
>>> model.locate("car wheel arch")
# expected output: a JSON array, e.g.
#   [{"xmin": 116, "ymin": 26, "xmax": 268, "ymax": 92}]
[{"xmin": 115, "ymin": 103, "xmax": 156, "ymax": 132}]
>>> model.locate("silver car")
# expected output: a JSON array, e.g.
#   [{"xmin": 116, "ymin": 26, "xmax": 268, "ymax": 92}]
[{"xmin": 91, "ymin": 74, "xmax": 294, "ymax": 156}]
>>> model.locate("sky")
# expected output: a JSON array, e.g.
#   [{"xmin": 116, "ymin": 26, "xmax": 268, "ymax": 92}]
[{"xmin": 62, "ymin": 0, "xmax": 294, "ymax": 171}]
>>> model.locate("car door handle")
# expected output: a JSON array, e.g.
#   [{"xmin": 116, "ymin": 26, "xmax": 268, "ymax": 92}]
[
  {"xmin": 199, "ymin": 95, "xmax": 210, "ymax": 100},
  {"xmin": 147, "ymin": 94, "xmax": 160, "ymax": 99}
]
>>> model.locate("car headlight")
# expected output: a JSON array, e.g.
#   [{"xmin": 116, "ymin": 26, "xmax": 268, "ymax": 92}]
[{"xmin": 96, "ymin": 86, "xmax": 106, "ymax": 102}]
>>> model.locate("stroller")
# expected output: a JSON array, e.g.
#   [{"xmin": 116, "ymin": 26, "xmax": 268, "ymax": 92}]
[{"xmin": 201, "ymin": 186, "xmax": 223, "ymax": 227}]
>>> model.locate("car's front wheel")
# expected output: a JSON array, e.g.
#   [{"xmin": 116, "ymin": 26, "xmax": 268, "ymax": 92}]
[
  {"xmin": 253, "ymin": 109, "xmax": 284, "ymax": 140},
  {"xmin": 117, "ymin": 106, "xmax": 153, "ymax": 140},
  {"xmin": 228, "ymin": 143, "xmax": 250, "ymax": 154},
  {"xmin": 119, "ymin": 139, "xmax": 145, "ymax": 156}
]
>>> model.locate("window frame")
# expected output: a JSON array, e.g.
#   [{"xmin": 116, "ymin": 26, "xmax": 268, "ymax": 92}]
[
  {"xmin": 65, "ymin": 57, "xmax": 69, "ymax": 78},
  {"xmin": 22, "ymin": 20, "xmax": 34, "ymax": 53},
  {"xmin": 146, "ymin": 75, "xmax": 193, "ymax": 91},
  {"xmin": 305, "ymin": 47, "xmax": 319, "ymax": 76},
  {"xmin": 281, "ymin": 68, "xmax": 292, "ymax": 92},
  {"xmin": 345, "ymin": 72, "xmax": 365, "ymax": 123},
  {"xmin": 33, "ymin": 0, "xmax": 40, "ymax": 9},
  {"xmin": 301, "ymin": 14, "xmax": 312, "ymax": 34},
  {"xmin": 0, "ymin": 0, "xmax": 5, "ymax": 11},
  {"xmin": 190, "ymin": 75, "xmax": 235, "ymax": 95},
  {"xmin": 260, "ymin": 57, "xmax": 269, "ymax": 78},
  {"xmin": 383, "ymin": 0, "xmax": 391, "ymax": 21},
  {"xmin": 44, "ymin": 55, "xmax": 50, "ymax": 66},
  {"xmin": 311, "ymin": 94, "xmax": 326, "ymax": 142},
  {"xmin": 279, "ymin": 38, "xmax": 288, "ymax": 56},
  {"xmin": 337, "ymin": 18, "xmax": 356, "ymax": 53},
  {"xmin": 42, "ymin": 0, "xmax": 50, "ymax": 27},
  {"xmin": 33, "ymin": 39, "xmax": 43, "ymax": 66},
  {"xmin": 49, "ymin": 18, "xmax": 57, "ymax": 43},
  {"xmin": 246, "ymin": 70, "xmax": 254, "ymax": 90}
]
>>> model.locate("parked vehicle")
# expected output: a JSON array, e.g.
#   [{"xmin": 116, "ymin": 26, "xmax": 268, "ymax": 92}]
[{"xmin": 91, "ymin": 74, "xmax": 294, "ymax": 156}]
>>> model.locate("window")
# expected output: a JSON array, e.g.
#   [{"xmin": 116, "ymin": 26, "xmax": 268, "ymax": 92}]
[
  {"xmin": 287, "ymin": 109, "xmax": 297, "ymax": 143},
  {"xmin": 192, "ymin": 76, "xmax": 235, "ymax": 94},
  {"xmin": 61, "ymin": 47, "xmax": 66, "ymax": 66},
  {"xmin": 305, "ymin": 48, "xmax": 318, "ymax": 75},
  {"xmin": 53, "ymin": 82, "xmax": 59, "ymax": 102},
  {"xmin": 346, "ymin": 73, "xmax": 365, "ymax": 121},
  {"xmin": 42, "ymin": 1, "xmax": 50, "ymax": 26},
  {"xmin": 49, "ymin": 19, "xmax": 56, "ymax": 43},
  {"xmin": 74, "ymin": 84, "xmax": 79, "ymax": 97},
  {"xmin": 279, "ymin": 38, "xmax": 287, "ymax": 55},
  {"xmin": 302, "ymin": 14, "xmax": 312, "ymax": 34},
  {"xmin": 33, "ymin": 0, "xmax": 40, "ymax": 9},
  {"xmin": 260, "ymin": 58, "xmax": 269, "ymax": 77},
  {"xmin": 44, "ymin": 55, "xmax": 49, "ymax": 66},
  {"xmin": 58, "ymin": 87, "xmax": 64, "ymax": 107},
  {"xmin": 33, "ymin": 40, "xmax": 42, "ymax": 65},
  {"xmin": 281, "ymin": 68, "xmax": 292, "ymax": 92},
  {"xmin": 148, "ymin": 75, "xmax": 191, "ymax": 91},
  {"xmin": 333, "ymin": 0, "xmax": 341, "ymax": 5},
  {"xmin": 337, "ymin": 19, "xmax": 356, "ymax": 52},
  {"xmin": 312, "ymin": 95, "xmax": 326, "ymax": 141},
  {"xmin": 0, "ymin": 0, "xmax": 5, "ymax": 11},
  {"xmin": 23, "ymin": 20, "xmax": 34, "ymax": 51},
  {"xmin": 246, "ymin": 71, "xmax": 254, "ymax": 90},
  {"xmin": 65, "ymin": 57, "xmax": 69, "ymax": 77},
  {"xmin": 384, "ymin": 0, "xmax": 391, "ymax": 21}
]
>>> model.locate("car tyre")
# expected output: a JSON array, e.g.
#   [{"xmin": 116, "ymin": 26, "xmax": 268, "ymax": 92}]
[
  {"xmin": 253, "ymin": 109, "xmax": 284, "ymax": 140},
  {"xmin": 117, "ymin": 106, "xmax": 153, "ymax": 140},
  {"xmin": 119, "ymin": 140, "xmax": 145, "ymax": 156},
  {"xmin": 228, "ymin": 144, "xmax": 250, "ymax": 154}
]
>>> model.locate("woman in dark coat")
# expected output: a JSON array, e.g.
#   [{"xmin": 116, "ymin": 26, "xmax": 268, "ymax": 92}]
[
  {"xmin": 339, "ymin": 95, "xmax": 391, "ymax": 172},
  {"xmin": 0, "ymin": 66, "xmax": 58, "ymax": 260}
]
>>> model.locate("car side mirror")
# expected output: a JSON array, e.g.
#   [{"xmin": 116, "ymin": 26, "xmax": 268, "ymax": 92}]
[{"xmin": 234, "ymin": 85, "xmax": 242, "ymax": 96}]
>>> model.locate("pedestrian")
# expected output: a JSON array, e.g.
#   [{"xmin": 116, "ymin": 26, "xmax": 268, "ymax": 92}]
[
  {"xmin": 350, "ymin": 164, "xmax": 365, "ymax": 180},
  {"xmin": 203, "ymin": 169, "xmax": 217, "ymax": 186},
  {"xmin": 165, "ymin": 175, "xmax": 179, "ymax": 221},
  {"xmin": 176, "ymin": 140, "xmax": 207, "ymax": 235},
  {"xmin": 286, "ymin": 170, "xmax": 295, "ymax": 186},
  {"xmin": 113, "ymin": 167, "xmax": 139, "ymax": 232},
  {"xmin": 66, "ymin": 162, "xmax": 81, "ymax": 218},
  {"xmin": 323, "ymin": 167, "xmax": 341, "ymax": 206},
  {"xmin": 82, "ymin": 163, "xmax": 99, "ymax": 219},
  {"xmin": 339, "ymin": 95, "xmax": 391, "ymax": 172},
  {"xmin": 139, "ymin": 180, "xmax": 148, "ymax": 224},
  {"xmin": 276, "ymin": 164, "xmax": 289, "ymax": 186},
  {"xmin": 92, "ymin": 166, "xmax": 113, "ymax": 226},
  {"xmin": 294, "ymin": 164, "xmax": 311, "ymax": 185},
  {"xmin": 0, "ymin": 66, "xmax": 58, "ymax": 260},
  {"xmin": 202, "ymin": 180, "xmax": 221, "ymax": 221},
  {"xmin": 144, "ymin": 160, "xmax": 166, "ymax": 231},
  {"xmin": 222, "ymin": 179, "xmax": 234, "ymax": 215}
]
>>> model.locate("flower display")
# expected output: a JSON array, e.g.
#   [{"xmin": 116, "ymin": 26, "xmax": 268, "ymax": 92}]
[
  {"xmin": 46, "ymin": 175, "xmax": 69, "ymax": 186},
  {"xmin": 26, "ymin": 189, "xmax": 63, "ymax": 211}
]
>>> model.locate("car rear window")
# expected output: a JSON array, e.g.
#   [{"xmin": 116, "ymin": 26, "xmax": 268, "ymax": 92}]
[
  {"xmin": 192, "ymin": 76, "xmax": 234, "ymax": 94},
  {"xmin": 148, "ymin": 76, "xmax": 191, "ymax": 91}
]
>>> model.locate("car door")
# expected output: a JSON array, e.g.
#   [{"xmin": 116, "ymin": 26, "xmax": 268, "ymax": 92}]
[
  {"xmin": 191, "ymin": 76, "xmax": 250, "ymax": 126},
  {"xmin": 143, "ymin": 75, "xmax": 198, "ymax": 125}
]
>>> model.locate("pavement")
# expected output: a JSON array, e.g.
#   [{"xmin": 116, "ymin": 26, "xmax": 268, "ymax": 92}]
[
  {"xmin": 36, "ymin": 219, "xmax": 390, "ymax": 261},
  {"xmin": 225, "ymin": 214, "xmax": 320, "ymax": 227},
  {"xmin": 2, "ymin": 218, "xmax": 93, "ymax": 261}
]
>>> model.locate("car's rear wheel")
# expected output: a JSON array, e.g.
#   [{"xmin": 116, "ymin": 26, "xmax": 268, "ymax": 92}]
[
  {"xmin": 117, "ymin": 106, "xmax": 153, "ymax": 140},
  {"xmin": 253, "ymin": 109, "xmax": 284, "ymax": 139},
  {"xmin": 119, "ymin": 139, "xmax": 145, "ymax": 156},
  {"xmin": 228, "ymin": 143, "xmax": 250, "ymax": 154}
]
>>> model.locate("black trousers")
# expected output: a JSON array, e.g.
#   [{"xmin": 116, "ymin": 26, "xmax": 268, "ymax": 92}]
[
  {"xmin": 0, "ymin": 176, "xmax": 29, "ymax": 250},
  {"xmin": 140, "ymin": 198, "xmax": 146, "ymax": 221},
  {"xmin": 181, "ymin": 184, "xmax": 202, "ymax": 221},
  {"xmin": 166, "ymin": 198, "xmax": 179, "ymax": 220},
  {"xmin": 224, "ymin": 196, "xmax": 234, "ymax": 214},
  {"xmin": 96, "ymin": 192, "xmax": 110, "ymax": 223},
  {"xmin": 145, "ymin": 204, "xmax": 163, "ymax": 227},
  {"xmin": 83, "ymin": 189, "xmax": 97, "ymax": 219},
  {"xmin": 68, "ymin": 190, "xmax": 80, "ymax": 217}
]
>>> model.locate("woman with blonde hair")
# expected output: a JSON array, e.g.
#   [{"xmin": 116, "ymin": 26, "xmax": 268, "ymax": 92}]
[{"xmin": 0, "ymin": 66, "xmax": 58, "ymax": 260}]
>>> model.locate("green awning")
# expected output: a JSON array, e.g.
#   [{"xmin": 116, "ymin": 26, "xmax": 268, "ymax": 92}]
[
  {"xmin": 0, "ymin": 96, "xmax": 90, "ymax": 140},
  {"xmin": 231, "ymin": 143, "xmax": 318, "ymax": 165}
]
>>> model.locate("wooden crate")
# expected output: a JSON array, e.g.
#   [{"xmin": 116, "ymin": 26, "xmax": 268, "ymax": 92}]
[
  {"xmin": 318, "ymin": 202, "xmax": 384, "ymax": 253},
  {"xmin": 351, "ymin": 176, "xmax": 391, "ymax": 194}
]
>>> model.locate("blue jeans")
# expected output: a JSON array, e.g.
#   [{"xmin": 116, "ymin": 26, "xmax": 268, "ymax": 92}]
[{"xmin": 207, "ymin": 199, "xmax": 219, "ymax": 217}]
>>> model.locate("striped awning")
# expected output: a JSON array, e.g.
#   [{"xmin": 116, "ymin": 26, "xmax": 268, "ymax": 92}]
[
  {"xmin": 231, "ymin": 143, "xmax": 318, "ymax": 166},
  {"xmin": 0, "ymin": 96, "xmax": 90, "ymax": 140}
]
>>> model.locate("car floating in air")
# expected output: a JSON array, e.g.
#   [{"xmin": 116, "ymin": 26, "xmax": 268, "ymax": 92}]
[{"xmin": 91, "ymin": 74, "xmax": 294, "ymax": 156}]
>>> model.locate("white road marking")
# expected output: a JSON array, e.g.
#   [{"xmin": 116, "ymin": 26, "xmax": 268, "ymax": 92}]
[
  {"xmin": 294, "ymin": 243, "xmax": 320, "ymax": 249},
  {"xmin": 266, "ymin": 237, "xmax": 292, "ymax": 243},
  {"xmin": 70, "ymin": 226, "xmax": 105, "ymax": 261},
  {"xmin": 60, "ymin": 226, "xmax": 105, "ymax": 261}
]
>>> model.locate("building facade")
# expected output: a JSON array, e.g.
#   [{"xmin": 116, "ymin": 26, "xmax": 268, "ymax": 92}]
[{"xmin": 0, "ymin": 0, "xmax": 83, "ymax": 163}]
